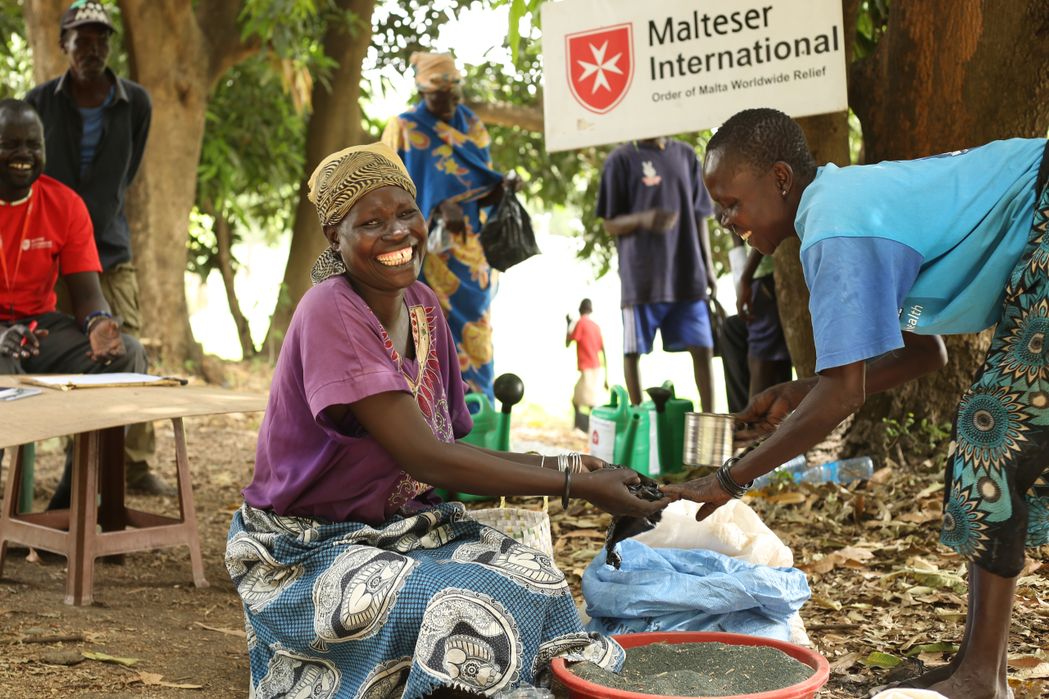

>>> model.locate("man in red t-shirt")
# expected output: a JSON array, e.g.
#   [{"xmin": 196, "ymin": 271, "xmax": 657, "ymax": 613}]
[
  {"xmin": 0, "ymin": 98, "xmax": 147, "ymax": 509},
  {"xmin": 565, "ymin": 298, "xmax": 607, "ymax": 432}
]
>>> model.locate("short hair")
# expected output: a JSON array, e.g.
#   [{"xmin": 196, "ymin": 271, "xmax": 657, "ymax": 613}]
[
  {"xmin": 579, "ymin": 298, "xmax": 593, "ymax": 314},
  {"xmin": 707, "ymin": 108, "xmax": 816, "ymax": 181},
  {"xmin": 0, "ymin": 98, "xmax": 41, "ymax": 124}
]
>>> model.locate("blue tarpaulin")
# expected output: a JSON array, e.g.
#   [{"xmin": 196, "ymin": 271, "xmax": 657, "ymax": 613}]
[{"xmin": 582, "ymin": 540, "xmax": 811, "ymax": 641}]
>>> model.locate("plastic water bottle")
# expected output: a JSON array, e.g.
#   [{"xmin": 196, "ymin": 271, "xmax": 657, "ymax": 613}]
[
  {"xmin": 795, "ymin": 456, "xmax": 874, "ymax": 484},
  {"xmin": 493, "ymin": 687, "xmax": 554, "ymax": 698},
  {"xmin": 752, "ymin": 454, "xmax": 808, "ymax": 488},
  {"xmin": 822, "ymin": 456, "xmax": 875, "ymax": 483},
  {"xmin": 754, "ymin": 456, "xmax": 874, "ymax": 487}
]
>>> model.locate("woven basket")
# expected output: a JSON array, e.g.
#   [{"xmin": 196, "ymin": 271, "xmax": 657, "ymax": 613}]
[{"xmin": 469, "ymin": 497, "xmax": 554, "ymax": 558}]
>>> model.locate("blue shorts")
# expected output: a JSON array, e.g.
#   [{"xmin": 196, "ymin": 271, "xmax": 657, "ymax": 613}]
[{"xmin": 623, "ymin": 299, "xmax": 713, "ymax": 355}]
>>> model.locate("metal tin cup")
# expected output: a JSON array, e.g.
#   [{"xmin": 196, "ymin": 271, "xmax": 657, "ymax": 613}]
[{"xmin": 682, "ymin": 412, "xmax": 735, "ymax": 469}]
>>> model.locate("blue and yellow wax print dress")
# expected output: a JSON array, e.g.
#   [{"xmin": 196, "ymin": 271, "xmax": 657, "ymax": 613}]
[{"xmin": 383, "ymin": 102, "xmax": 504, "ymax": 401}]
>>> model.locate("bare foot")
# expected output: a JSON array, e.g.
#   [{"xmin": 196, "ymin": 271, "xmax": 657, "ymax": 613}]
[{"xmin": 929, "ymin": 671, "xmax": 1011, "ymax": 699}]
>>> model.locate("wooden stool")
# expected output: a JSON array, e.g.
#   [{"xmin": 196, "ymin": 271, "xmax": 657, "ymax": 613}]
[{"xmin": 0, "ymin": 418, "xmax": 207, "ymax": 605}]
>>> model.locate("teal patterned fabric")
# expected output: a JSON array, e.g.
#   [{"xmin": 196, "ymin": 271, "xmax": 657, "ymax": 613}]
[{"xmin": 941, "ymin": 180, "xmax": 1049, "ymax": 576}]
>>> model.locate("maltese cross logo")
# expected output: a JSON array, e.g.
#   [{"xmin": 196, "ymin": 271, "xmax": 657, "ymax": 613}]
[{"xmin": 566, "ymin": 23, "xmax": 634, "ymax": 114}]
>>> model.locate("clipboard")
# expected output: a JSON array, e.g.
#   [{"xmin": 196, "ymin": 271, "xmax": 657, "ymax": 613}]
[{"xmin": 19, "ymin": 373, "xmax": 189, "ymax": 391}]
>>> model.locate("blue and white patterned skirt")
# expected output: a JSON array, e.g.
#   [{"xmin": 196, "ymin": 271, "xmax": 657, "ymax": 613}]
[{"xmin": 226, "ymin": 501, "xmax": 622, "ymax": 698}]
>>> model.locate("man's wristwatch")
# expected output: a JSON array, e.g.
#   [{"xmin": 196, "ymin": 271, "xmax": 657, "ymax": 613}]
[{"xmin": 715, "ymin": 457, "xmax": 753, "ymax": 499}]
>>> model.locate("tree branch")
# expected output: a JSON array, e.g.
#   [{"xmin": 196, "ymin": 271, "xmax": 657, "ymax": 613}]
[
  {"xmin": 465, "ymin": 99, "xmax": 544, "ymax": 133},
  {"xmin": 196, "ymin": 0, "xmax": 260, "ymax": 87}
]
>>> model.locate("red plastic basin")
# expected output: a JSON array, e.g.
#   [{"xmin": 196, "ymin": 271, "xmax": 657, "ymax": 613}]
[{"xmin": 551, "ymin": 631, "xmax": 830, "ymax": 699}]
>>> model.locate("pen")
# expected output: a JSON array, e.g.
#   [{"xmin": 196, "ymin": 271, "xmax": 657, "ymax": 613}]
[{"xmin": 19, "ymin": 320, "xmax": 38, "ymax": 347}]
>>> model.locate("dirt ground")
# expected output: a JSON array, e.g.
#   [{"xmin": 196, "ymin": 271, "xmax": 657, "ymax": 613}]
[{"xmin": 0, "ymin": 364, "xmax": 1046, "ymax": 698}]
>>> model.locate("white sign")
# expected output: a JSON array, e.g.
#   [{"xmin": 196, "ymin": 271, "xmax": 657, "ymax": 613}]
[{"xmin": 541, "ymin": 0, "xmax": 848, "ymax": 151}]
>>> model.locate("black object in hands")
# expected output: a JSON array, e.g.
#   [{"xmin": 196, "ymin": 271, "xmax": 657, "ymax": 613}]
[
  {"xmin": 604, "ymin": 469, "xmax": 665, "ymax": 569},
  {"xmin": 479, "ymin": 189, "xmax": 540, "ymax": 272}
]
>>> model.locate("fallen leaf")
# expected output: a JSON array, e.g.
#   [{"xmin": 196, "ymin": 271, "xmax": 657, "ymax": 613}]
[
  {"xmin": 763, "ymin": 491, "xmax": 808, "ymax": 505},
  {"xmin": 82, "ymin": 650, "xmax": 139, "ymax": 667},
  {"xmin": 194, "ymin": 622, "xmax": 246, "ymax": 638},
  {"xmin": 864, "ymin": 651, "xmax": 903, "ymax": 668},
  {"xmin": 905, "ymin": 642, "xmax": 958, "ymax": 657},
  {"xmin": 829, "ymin": 651, "xmax": 861, "ymax": 671},
  {"xmin": 134, "ymin": 671, "xmax": 204, "ymax": 689}
]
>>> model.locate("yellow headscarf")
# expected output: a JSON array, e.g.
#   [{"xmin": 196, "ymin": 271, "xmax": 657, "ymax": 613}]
[
  {"xmin": 410, "ymin": 51, "xmax": 462, "ymax": 92},
  {"xmin": 307, "ymin": 142, "xmax": 416, "ymax": 227}
]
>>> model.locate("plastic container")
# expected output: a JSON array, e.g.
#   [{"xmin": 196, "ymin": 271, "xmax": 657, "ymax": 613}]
[
  {"xmin": 461, "ymin": 393, "xmax": 499, "ymax": 450},
  {"xmin": 589, "ymin": 385, "xmax": 642, "ymax": 466},
  {"xmin": 752, "ymin": 455, "xmax": 808, "ymax": 489},
  {"xmin": 754, "ymin": 456, "xmax": 874, "ymax": 487},
  {"xmin": 637, "ymin": 381, "xmax": 694, "ymax": 475},
  {"xmin": 589, "ymin": 383, "xmax": 693, "ymax": 476},
  {"xmin": 550, "ymin": 631, "xmax": 830, "ymax": 699}
]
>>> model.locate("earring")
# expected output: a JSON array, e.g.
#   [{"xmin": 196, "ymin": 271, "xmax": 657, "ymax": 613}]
[{"xmin": 780, "ymin": 190, "xmax": 787, "ymax": 197}]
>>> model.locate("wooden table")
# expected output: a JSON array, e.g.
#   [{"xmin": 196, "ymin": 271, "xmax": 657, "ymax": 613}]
[{"xmin": 0, "ymin": 377, "xmax": 266, "ymax": 605}]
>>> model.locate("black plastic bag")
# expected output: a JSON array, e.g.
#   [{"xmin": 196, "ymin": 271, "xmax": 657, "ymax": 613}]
[{"xmin": 479, "ymin": 190, "xmax": 540, "ymax": 272}]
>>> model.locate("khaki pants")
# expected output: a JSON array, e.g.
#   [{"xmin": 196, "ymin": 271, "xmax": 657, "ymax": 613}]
[{"xmin": 57, "ymin": 263, "xmax": 155, "ymax": 478}]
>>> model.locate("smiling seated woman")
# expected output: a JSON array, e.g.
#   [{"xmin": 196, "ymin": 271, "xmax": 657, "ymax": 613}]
[{"xmin": 225, "ymin": 143, "xmax": 668, "ymax": 699}]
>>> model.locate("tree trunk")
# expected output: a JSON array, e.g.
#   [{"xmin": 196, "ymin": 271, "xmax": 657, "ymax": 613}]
[
  {"xmin": 23, "ymin": 0, "xmax": 65, "ymax": 84},
  {"xmin": 845, "ymin": 0, "xmax": 1049, "ymax": 452},
  {"xmin": 263, "ymin": 0, "xmax": 377, "ymax": 356},
  {"xmin": 208, "ymin": 208, "xmax": 256, "ymax": 359},
  {"xmin": 118, "ymin": 0, "xmax": 256, "ymax": 367}
]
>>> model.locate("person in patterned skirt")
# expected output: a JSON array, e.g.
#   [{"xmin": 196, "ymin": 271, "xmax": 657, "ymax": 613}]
[
  {"xmin": 226, "ymin": 143, "xmax": 666, "ymax": 699},
  {"xmin": 665, "ymin": 108, "xmax": 1048, "ymax": 699}
]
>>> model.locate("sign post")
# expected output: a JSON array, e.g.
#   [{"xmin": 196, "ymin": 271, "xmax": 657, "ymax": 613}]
[{"xmin": 541, "ymin": 0, "xmax": 848, "ymax": 151}]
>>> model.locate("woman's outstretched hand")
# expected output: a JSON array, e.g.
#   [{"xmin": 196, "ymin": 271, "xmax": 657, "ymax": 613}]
[
  {"xmin": 574, "ymin": 467, "xmax": 672, "ymax": 517},
  {"xmin": 661, "ymin": 475, "xmax": 732, "ymax": 522}
]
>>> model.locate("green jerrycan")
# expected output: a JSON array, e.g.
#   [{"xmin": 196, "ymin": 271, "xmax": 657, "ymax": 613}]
[
  {"xmin": 588, "ymin": 385, "xmax": 639, "ymax": 465},
  {"xmin": 634, "ymin": 381, "xmax": 694, "ymax": 475}
]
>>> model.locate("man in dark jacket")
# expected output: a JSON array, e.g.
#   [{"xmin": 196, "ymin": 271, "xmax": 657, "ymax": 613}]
[{"xmin": 25, "ymin": 0, "xmax": 169, "ymax": 499}]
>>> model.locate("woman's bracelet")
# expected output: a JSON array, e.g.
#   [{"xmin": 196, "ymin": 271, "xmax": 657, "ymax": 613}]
[
  {"xmin": 556, "ymin": 452, "xmax": 585, "ymax": 474},
  {"xmin": 715, "ymin": 457, "xmax": 753, "ymax": 499},
  {"xmin": 561, "ymin": 469, "xmax": 572, "ymax": 510}
]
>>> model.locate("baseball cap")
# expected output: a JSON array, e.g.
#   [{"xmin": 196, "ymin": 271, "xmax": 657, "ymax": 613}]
[{"xmin": 60, "ymin": 0, "xmax": 115, "ymax": 33}]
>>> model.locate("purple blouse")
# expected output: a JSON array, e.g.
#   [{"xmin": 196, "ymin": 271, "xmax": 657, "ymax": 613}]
[{"xmin": 243, "ymin": 279, "xmax": 473, "ymax": 524}]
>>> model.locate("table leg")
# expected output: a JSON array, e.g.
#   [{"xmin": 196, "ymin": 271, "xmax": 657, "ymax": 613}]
[
  {"xmin": 98, "ymin": 427, "xmax": 126, "ymax": 534},
  {"xmin": 173, "ymin": 418, "xmax": 208, "ymax": 589},
  {"xmin": 18, "ymin": 443, "xmax": 34, "ymax": 514},
  {"xmin": 65, "ymin": 431, "xmax": 99, "ymax": 606}
]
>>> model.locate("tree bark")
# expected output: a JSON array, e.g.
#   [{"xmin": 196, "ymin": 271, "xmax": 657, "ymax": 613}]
[
  {"xmin": 23, "ymin": 0, "xmax": 65, "ymax": 84},
  {"xmin": 117, "ymin": 0, "xmax": 257, "ymax": 366},
  {"xmin": 263, "ymin": 0, "xmax": 377, "ymax": 355},
  {"xmin": 845, "ymin": 0, "xmax": 1049, "ymax": 452}
]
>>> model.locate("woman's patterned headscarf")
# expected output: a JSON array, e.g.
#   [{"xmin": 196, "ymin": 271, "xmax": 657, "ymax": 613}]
[
  {"xmin": 410, "ymin": 52, "xmax": 462, "ymax": 92},
  {"xmin": 307, "ymin": 142, "xmax": 417, "ymax": 284}
]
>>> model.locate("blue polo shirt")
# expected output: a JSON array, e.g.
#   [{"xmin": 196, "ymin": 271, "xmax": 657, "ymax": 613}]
[
  {"xmin": 797, "ymin": 138, "xmax": 1046, "ymax": 372},
  {"xmin": 597, "ymin": 140, "xmax": 714, "ymax": 307}
]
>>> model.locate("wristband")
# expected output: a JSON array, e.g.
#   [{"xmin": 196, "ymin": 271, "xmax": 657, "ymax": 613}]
[
  {"xmin": 715, "ymin": 457, "xmax": 753, "ymax": 499},
  {"xmin": 83, "ymin": 310, "xmax": 113, "ymax": 335}
]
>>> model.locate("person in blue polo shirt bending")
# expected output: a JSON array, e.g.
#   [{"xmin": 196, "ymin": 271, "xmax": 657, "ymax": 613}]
[{"xmin": 666, "ymin": 107, "xmax": 1049, "ymax": 699}]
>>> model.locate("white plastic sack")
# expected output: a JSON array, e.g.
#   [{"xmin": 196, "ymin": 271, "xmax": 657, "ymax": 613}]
[
  {"xmin": 871, "ymin": 691, "xmax": 948, "ymax": 699},
  {"xmin": 633, "ymin": 498, "xmax": 794, "ymax": 568}
]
